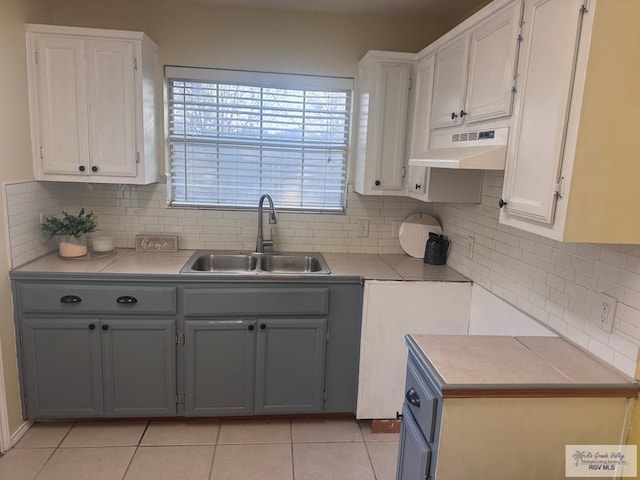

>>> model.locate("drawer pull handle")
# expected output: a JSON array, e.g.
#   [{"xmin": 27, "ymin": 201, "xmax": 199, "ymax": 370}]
[
  {"xmin": 116, "ymin": 296, "xmax": 138, "ymax": 305},
  {"xmin": 406, "ymin": 387, "xmax": 421, "ymax": 408},
  {"xmin": 60, "ymin": 295, "xmax": 82, "ymax": 304}
]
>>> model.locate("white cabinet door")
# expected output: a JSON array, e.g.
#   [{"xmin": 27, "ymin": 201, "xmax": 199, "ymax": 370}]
[
  {"xmin": 34, "ymin": 35, "xmax": 89, "ymax": 176},
  {"xmin": 500, "ymin": 0, "xmax": 584, "ymax": 224},
  {"xmin": 85, "ymin": 39, "xmax": 137, "ymax": 177},
  {"xmin": 353, "ymin": 52, "xmax": 413, "ymax": 195},
  {"xmin": 465, "ymin": 1, "xmax": 521, "ymax": 123},
  {"xmin": 356, "ymin": 281, "xmax": 471, "ymax": 419},
  {"xmin": 430, "ymin": 35, "xmax": 469, "ymax": 128}
]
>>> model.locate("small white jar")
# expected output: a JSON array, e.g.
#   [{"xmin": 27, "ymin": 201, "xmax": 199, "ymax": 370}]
[{"xmin": 91, "ymin": 235, "xmax": 114, "ymax": 253}]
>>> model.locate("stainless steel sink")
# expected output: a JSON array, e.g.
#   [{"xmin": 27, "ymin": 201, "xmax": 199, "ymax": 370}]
[
  {"xmin": 260, "ymin": 254, "xmax": 324, "ymax": 273},
  {"xmin": 188, "ymin": 253, "xmax": 257, "ymax": 272},
  {"xmin": 180, "ymin": 251, "xmax": 331, "ymax": 275}
]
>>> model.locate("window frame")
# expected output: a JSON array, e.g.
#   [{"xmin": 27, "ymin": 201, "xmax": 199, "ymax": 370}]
[{"xmin": 164, "ymin": 66, "xmax": 354, "ymax": 214}]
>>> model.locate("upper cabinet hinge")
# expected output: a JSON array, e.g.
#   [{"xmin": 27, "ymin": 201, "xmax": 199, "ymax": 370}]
[
  {"xmin": 323, "ymin": 390, "xmax": 328, "ymax": 401},
  {"xmin": 34, "ymin": 50, "xmax": 39, "ymax": 64},
  {"xmin": 175, "ymin": 332, "xmax": 185, "ymax": 345},
  {"xmin": 39, "ymin": 147, "xmax": 44, "ymax": 160},
  {"xmin": 176, "ymin": 392, "xmax": 185, "ymax": 404},
  {"xmin": 401, "ymin": 165, "xmax": 406, "ymax": 179},
  {"xmin": 512, "ymin": 73, "xmax": 519, "ymax": 94},
  {"xmin": 581, "ymin": 0, "xmax": 590, "ymax": 13},
  {"xmin": 326, "ymin": 330, "xmax": 330, "ymax": 343},
  {"xmin": 19, "ymin": 333, "xmax": 23, "ymax": 346},
  {"xmin": 554, "ymin": 176, "xmax": 565, "ymax": 199},
  {"xmin": 408, "ymin": 76, "xmax": 412, "ymax": 91},
  {"xmin": 136, "ymin": 152, "xmax": 140, "ymax": 164},
  {"xmin": 134, "ymin": 58, "xmax": 138, "ymax": 71}
]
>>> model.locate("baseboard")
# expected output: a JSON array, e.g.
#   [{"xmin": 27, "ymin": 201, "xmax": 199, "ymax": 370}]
[
  {"xmin": 370, "ymin": 418, "xmax": 402, "ymax": 434},
  {"xmin": 10, "ymin": 419, "xmax": 33, "ymax": 447}
]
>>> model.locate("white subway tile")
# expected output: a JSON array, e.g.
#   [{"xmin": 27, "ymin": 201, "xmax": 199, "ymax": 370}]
[
  {"xmin": 600, "ymin": 248, "xmax": 628, "ymax": 269},
  {"xmin": 612, "ymin": 353, "xmax": 636, "ymax": 378},
  {"xmin": 587, "ymin": 338, "xmax": 616, "ymax": 364},
  {"xmin": 607, "ymin": 334, "xmax": 640, "ymax": 361}
]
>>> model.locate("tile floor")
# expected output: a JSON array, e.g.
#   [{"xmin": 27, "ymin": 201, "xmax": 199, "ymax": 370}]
[{"xmin": 0, "ymin": 418, "xmax": 399, "ymax": 480}]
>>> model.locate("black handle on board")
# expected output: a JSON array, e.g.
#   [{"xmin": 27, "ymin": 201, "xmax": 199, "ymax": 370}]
[
  {"xmin": 116, "ymin": 296, "xmax": 138, "ymax": 305},
  {"xmin": 60, "ymin": 295, "xmax": 82, "ymax": 304}
]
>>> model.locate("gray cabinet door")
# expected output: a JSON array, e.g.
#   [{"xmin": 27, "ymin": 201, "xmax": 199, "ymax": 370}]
[
  {"xmin": 255, "ymin": 318, "xmax": 327, "ymax": 414},
  {"xmin": 185, "ymin": 319, "xmax": 256, "ymax": 416},
  {"xmin": 21, "ymin": 318, "xmax": 103, "ymax": 418},
  {"xmin": 101, "ymin": 318, "xmax": 176, "ymax": 417},
  {"xmin": 396, "ymin": 406, "xmax": 432, "ymax": 480}
]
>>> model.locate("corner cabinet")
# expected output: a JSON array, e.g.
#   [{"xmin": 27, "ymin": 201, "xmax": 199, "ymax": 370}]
[
  {"xmin": 353, "ymin": 51, "xmax": 414, "ymax": 195},
  {"xmin": 499, "ymin": 0, "xmax": 640, "ymax": 243},
  {"xmin": 25, "ymin": 24, "xmax": 160, "ymax": 185},
  {"xmin": 430, "ymin": 1, "xmax": 521, "ymax": 129}
]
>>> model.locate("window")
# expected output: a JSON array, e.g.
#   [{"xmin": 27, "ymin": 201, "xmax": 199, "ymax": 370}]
[{"xmin": 166, "ymin": 67, "xmax": 353, "ymax": 212}]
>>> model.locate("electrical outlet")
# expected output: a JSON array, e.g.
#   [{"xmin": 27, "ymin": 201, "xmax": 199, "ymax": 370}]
[
  {"xmin": 392, "ymin": 220, "xmax": 402, "ymax": 238},
  {"xmin": 466, "ymin": 236, "xmax": 475, "ymax": 258},
  {"xmin": 598, "ymin": 294, "xmax": 617, "ymax": 333},
  {"xmin": 357, "ymin": 219, "xmax": 370, "ymax": 238}
]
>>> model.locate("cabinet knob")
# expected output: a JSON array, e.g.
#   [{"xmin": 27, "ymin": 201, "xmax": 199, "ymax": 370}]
[
  {"xmin": 374, "ymin": 180, "xmax": 381, "ymax": 186},
  {"xmin": 260, "ymin": 324, "xmax": 266, "ymax": 330},
  {"xmin": 450, "ymin": 112, "xmax": 458, "ymax": 120},
  {"xmin": 60, "ymin": 295, "xmax": 82, "ymax": 304},
  {"xmin": 88, "ymin": 323, "xmax": 96, "ymax": 330},
  {"xmin": 405, "ymin": 387, "xmax": 421, "ymax": 408},
  {"xmin": 116, "ymin": 296, "xmax": 138, "ymax": 305},
  {"xmin": 498, "ymin": 199, "xmax": 507, "ymax": 208},
  {"xmin": 91, "ymin": 166, "xmax": 98, "ymax": 172},
  {"xmin": 78, "ymin": 165, "xmax": 86, "ymax": 172},
  {"xmin": 248, "ymin": 325, "xmax": 254, "ymax": 331},
  {"xmin": 102, "ymin": 324, "xmax": 109, "ymax": 331},
  {"xmin": 460, "ymin": 110, "xmax": 467, "ymax": 118}
]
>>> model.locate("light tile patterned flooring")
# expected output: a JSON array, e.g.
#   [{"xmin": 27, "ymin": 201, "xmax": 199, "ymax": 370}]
[{"xmin": 0, "ymin": 418, "xmax": 399, "ymax": 480}]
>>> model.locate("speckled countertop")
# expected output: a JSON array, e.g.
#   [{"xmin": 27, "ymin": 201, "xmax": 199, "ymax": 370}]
[{"xmin": 11, "ymin": 249, "xmax": 470, "ymax": 282}]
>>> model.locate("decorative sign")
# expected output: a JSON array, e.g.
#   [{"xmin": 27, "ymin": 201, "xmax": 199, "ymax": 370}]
[{"xmin": 135, "ymin": 234, "xmax": 178, "ymax": 252}]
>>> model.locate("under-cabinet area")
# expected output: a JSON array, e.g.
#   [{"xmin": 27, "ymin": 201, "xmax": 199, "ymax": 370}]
[{"xmin": 12, "ymin": 278, "xmax": 363, "ymax": 420}]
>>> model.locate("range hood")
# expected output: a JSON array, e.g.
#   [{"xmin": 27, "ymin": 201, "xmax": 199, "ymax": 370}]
[{"xmin": 409, "ymin": 127, "xmax": 509, "ymax": 170}]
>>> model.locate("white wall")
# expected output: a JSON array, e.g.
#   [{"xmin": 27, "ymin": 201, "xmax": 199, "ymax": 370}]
[{"xmin": 436, "ymin": 172, "xmax": 640, "ymax": 377}]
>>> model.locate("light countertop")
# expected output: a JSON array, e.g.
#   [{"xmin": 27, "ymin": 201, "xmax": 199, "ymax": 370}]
[
  {"xmin": 408, "ymin": 334, "xmax": 636, "ymax": 394},
  {"xmin": 12, "ymin": 249, "xmax": 470, "ymax": 282}
]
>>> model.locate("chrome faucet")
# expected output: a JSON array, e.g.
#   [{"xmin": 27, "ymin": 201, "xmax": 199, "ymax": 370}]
[{"xmin": 256, "ymin": 194, "xmax": 278, "ymax": 253}]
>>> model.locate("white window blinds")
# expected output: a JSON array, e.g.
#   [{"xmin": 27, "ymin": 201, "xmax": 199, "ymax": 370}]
[{"xmin": 166, "ymin": 67, "xmax": 353, "ymax": 212}]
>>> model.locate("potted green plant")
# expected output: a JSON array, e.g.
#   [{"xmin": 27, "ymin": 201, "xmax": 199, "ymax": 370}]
[{"xmin": 41, "ymin": 208, "xmax": 97, "ymax": 257}]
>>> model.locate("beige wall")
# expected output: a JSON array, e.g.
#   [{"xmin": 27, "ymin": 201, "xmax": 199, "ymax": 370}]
[
  {"xmin": 0, "ymin": 0, "xmax": 52, "ymax": 435},
  {"xmin": 50, "ymin": 0, "xmax": 448, "ymax": 77}
]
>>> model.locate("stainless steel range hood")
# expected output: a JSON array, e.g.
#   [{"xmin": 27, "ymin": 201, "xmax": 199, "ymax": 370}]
[{"xmin": 409, "ymin": 127, "xmax": 509, "ymax": 170}]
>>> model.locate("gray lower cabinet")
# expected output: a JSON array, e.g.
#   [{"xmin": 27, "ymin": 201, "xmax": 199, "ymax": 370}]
[
  {"xmin": 21, "ymin": 317, "xmax": 176, "ymax": 419},
  {"xmin": 255, "ymin": 318, "xmax": 327, "ymax": 414},
  {"xmin": 184, "ymin": 317, "xmax": 327, "ymax": 416},
  {"xmin": 396, "ymin": 404, "xmax": 432, "ymax": 480},
  {"xmin": 185, "ymin": 319, "xmax": 256, "ymax": 416}
]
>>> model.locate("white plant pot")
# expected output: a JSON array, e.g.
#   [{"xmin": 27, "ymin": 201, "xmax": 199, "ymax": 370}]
[{"xmin": 58, "ymin": 235, "xmax": 87, "ymax": 258}]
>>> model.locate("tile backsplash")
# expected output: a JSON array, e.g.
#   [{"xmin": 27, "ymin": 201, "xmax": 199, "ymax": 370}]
[
  {"xmin": 435, "ymin": 171, "xmax": 640, "ymax": 377},
  {"xmin": 4, "ymin": 181, "xmax": 431, "ymax": 267},
  {"xmin": 6, "ymin": 176, "xmax": 640, "ymax": 376}
]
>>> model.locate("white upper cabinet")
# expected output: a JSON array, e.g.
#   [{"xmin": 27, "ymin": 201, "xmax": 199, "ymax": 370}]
[
  {"xmin": 499, "ymin": 0, "xmax": 640, "ymax": 243},
  {"xmin": 405, "ymin": 55, "xmax": 482, "ymax": 203},
  {"xmin": 353, "ymin": 51, "xmax": 414, "ymax": 195},
  {"xmin": 431, "ymin": 1, "xmax": 521, "ymax": 128},
  {"xmin": 26, "ymin": 24, "xmax": 160, "ymax": 184}
]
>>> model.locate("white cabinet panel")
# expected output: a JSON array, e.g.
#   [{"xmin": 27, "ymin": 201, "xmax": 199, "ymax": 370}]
[
  {"xmin": 34, "ymin": 35, "xmax": 89, "ymax": 176},
  {"xmin": 86, "ymin": 39, "xmax": 137, "ymax": 177},
  {"xmin": 500, "ymin": 0, "xmax": 584, "ymax": 224},
  {"xmin": 430, "ymin": 36, "xmax": 469, "ymax": 128},
  {"xmin": 356, "ymin": 281, "xmax": 471, "ymax": 419},
  {"xmin": 353, "ymin": 52, "xmax": 414, "ymax": 195},
  {"xmin": 26, "ymin": 24, "xmax": 159, "ymax": 185},
  {"xmin": 465, "ymin": 1, "xmax": 521, "ymax": 123}
]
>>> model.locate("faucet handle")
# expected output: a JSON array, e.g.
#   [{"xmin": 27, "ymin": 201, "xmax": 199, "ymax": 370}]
[{"xmin": 263, "ymin": 239, "xmax": 274, "ymax": 248}]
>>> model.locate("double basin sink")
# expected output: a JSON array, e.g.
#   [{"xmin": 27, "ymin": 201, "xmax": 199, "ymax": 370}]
[{"xmin": 181, "ymin": 250, "xmax": 331, "ymax": 275}]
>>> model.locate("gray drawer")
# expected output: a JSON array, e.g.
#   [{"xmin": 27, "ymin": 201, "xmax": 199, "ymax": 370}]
[
  {"xmin": 18, "ymin": 284, "xmax": 176, "ymax": 315},
  {"xmin": 405, "ymin": 357, "xmax": 438, "ymax": 443},
  {"xmin": 183, "ymin": 287, "xmax": 329, "ymax": 317}
]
